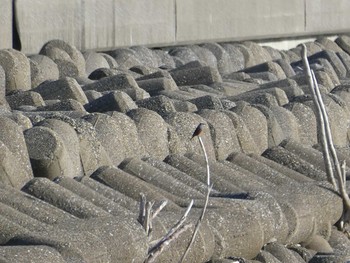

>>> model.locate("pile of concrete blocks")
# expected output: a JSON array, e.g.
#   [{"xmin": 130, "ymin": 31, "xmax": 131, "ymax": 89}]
[{"xmin": 1, "ymin": 36, "xmax": 350, "ymax": 262}]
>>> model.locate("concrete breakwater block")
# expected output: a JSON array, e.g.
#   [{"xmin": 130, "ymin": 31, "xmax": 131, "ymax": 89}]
[
  {"xmin": 77, "ymin": 175, "xmax": 139, "ymax": 212},
  {"xmin": 148, "ymin": 210, "xmax": 215, "ymax": 263},
  {"xmin": 107, "ymin": 111, "xmax": 146, "ymax": 158},
  {"xmin": 83, "ymin": 113, "xmax": 136, "ymax": 165},
  {"xmin": 119, "ymin": 159, "xmax": 192, "ymax": 208},
  {"xmin": 1, "ymin": 35, "xmax": 350, "ymax": 261},
  {"xmin": 228, "ymin": 87, "xmax": 289, "ymax": 107},
  {"xmin": 0, "ymin": 116, "xmax": 33, "ymax": 186},
  {"xmin": 6, "ymin": 90, "xmax": 45, "ymax": 110},
  {"xmin": 136, "ymin": 95, "xmax": 177, "ymax": 117},
  {"xmin": 186, "ymin": 153, "xmax": 275, "ymax": 193},
  {"xmin": 83, "ymin": 51, "xmax": 110, "ymax": 76},
  {"xmin": 120, "ymin": 157, "xmax": 204, "ymax": 200},
  {"xmin": 259, "ymin": 78, "xmax": 304, "ymax": 100},
  {"xmin": 231, "ymin": 102, "xmax": 269, "ymax": 154},
  {"xmin": 227, "ymin": 152, "xmax": 298, "ymax": 187},
  {"xmin": 40, "ymin": 39, "xmax": 86, "ymax": 77},
  {"xmin": 0, "ymin": 204, "xmax": 107, "ymax": 262},
  {"xmin": 284, "ymin": 102, "xmax": 318, "ymax": 146},
  {"xmin": 163, "ymin": 111, "xmax": 216, "ymax": 159},
  {"xmin": 262, "ymin": 146, "xmax": 328, "ymax": 181},
  {"xmin": 187, "ymin": 45, "xmax": 218, "ymax": 69},
  {"xmin": 241, "ymin": 61, "xmax": 287, "ymax": 80},
  {"xmin": 63, "ymin": 216, "xmax": 148, "ymax": 263},
  {"xmin": 252, "ymin": 104, "xmax": 286, "ymax": 148},
  {"xmin": 267, "ymin": 105, "xmax": 301, "ymax": 142},
  {"xmin": 337, "ymin": 51, "xmax": 350, "ymax": 77},
  {"xmin": 29, "ymin": 54, "xmax": 60, "ymax": 88},
  {"xmin": 83, "ymin": 73, "xmax": 150, "ymax": 100},
  {"xmin": 263, "ymin": 242, "xmax": 305, "ymax": 262},
  {"xmin": 0, "ymin": 140, "xmax": 30, "ymax": 188},
  {"xmin": 0, "ymin": 49, "xmax": 31, "ymax": 94},
  {"xmin": 53, "ymin": 176, "xmax": 134, "ymax": 217},
  {"xmin": 223, "ymin": 111, "xmax": 259, "ymax": 155},
  {"xmin": 198, "ymin": 109, "xmax": 241, "ymax": 160},
  {"xmin": 168, "ymin": 46, "xmax": 201, "ymax": 66},
  {"xmin": 144, "ymin": 156, "xmax": 215, "ymax": 196},
  {"xmin": 33, "ymin": 77, "xmax": 88, "ymax": 105},
  {"xmin": 2, "ymin": 181, "xmax": 147, "ymax": 262},
  {"xmin": 128, "ymin": 108, "xmax": 170, "ymax": 160},
  {"xmin": 24, "ymin": 126, "xmax": 74, "ymax": 179},
  {"xmin": 85, "ymin": 90, "xmax": 137, "ymax": 113},
  {"xmin": 0, "ymin": 246, "xmax": 66, "ymax": 263},
  {"xmin": 0, "ymin": 202, "xmax": 110, "ymax": 262},
  {"xmin": 7, "ymin": 229, "xmax": 110, "ymax": 263},
  {"xmin": 170, "ymin": 65, "xmax": 222, "ymax": 86},
  {"xmin": 136, "ymin": 76, "xmax": 178, "ymax": 96},
  {"xmin": 37, "ymin": 99, "xmax": 86, "ymax": 112},
  {"xmin": 165, "ymin": 154, "xmax": 243, "ymax": 194},
  {"xmin": 220, "ymin": 43, "xmax": 245, "ymax": 72},
  {"xmin": 201, "ymin": 42, "xmax": 235, "ymax": 75},
  {"xmin": 0, "ymin": 214, "xmax": 30, "ymax": 244},
  {"xmin": 249, "ymin": 154, "xmax": 312, "ymax": 183},
  {"xmin": 292, "ymin": 49, "xmax": 347, "ymax": 79},
  {"xmin": 189, "ymin": 95, "xmax": 224, "ymax": 111},
  {"xmin": 280, "ymin": 139, "xmax": 329, "ymax": 172},
  {"xmin": 88, "ymin": 67, "xmax": 118, "ymax": 80},
  {"xmin": 22, "ymin": 177, "xmax": 110, "ymax": 219},
  {"xmin": 205, "ymin": 207, "xmax": 264, "ymax": 260},
  {"xmin": 70, "ymin": 117, "xmax": 112, "ymax": 176},
  {"xmin": 91, "ymin": 165, "xmax": 181, "ymax": 212},
  {"xmin": 0, "ymin": 182, "xmax": 75, "ymax": 225},
  {"xmin": 282, "ymin": 182, "xmax": 342, "ymax": 244}
]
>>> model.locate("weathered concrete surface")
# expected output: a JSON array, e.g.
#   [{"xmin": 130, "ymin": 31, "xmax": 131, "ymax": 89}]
[
  {"xmin": 1, "ymin": 34, "xmax": 350, "ymax": 262},
  {"xmin": 15, "ymin": 0, "xmax": 176, "ymax": 54},
  {"xmin": 0, "ymin": 49, "xmax": 31, "ymax": 93},
  {"xmin": 0, "ymin": 0, "xmax": 12, "ymax": 50},
  {"xmin": 176, "ymin": 0, "xmax": 304, "ymax": 43},
  {"xmin": 305, "ymin": 0, "xmax": 350, "ymax": 34},
  {"xmin": 0, "ymin": 0, "xmax": 347, "ymax": 53}
]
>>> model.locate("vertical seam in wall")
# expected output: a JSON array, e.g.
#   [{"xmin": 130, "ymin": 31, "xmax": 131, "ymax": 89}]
[
  {"xmin": 174, "ymin": 0, "xmax": 177, "ymax": 43},
  {"xmin": 113, "ymin": 1, "xmax": 116, "ymax": 47},
  {"xmin": 304, "ymin": 0, "xmax": 307, "ymax": 31},
  {"xmin": 81, "ymin": 0, "xmax": 86, "ymax": 51},
  {"xmin": 12, "ymin": 0, "xmax": 21, "ymax": 50}
]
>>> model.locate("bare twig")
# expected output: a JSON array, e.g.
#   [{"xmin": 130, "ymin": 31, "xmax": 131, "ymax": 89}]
[
  {"xmin": 145, "ymin": 201, "xmax": 154, "ymax": 236},
  {"xmin": 301, "ymin": 44, "xmax": 350, "ymax": 229},
  {"xmin": 180, "ymin": 136, "xmax": 212, "ymax": 263},
  {"xmin": 138, "ymin": 193, "xmax": 146, "ymax": 226},
  {"xmin": 339, "ymin": 163, "xmax": 350, "ymax": 211},
  {"xmin": 153, "ymin": 200, "xmax": 193, "ymax": 248},
  {"xmin": 310, "ymin": 64, "xmax": 350, "ymax": 211},
  {"xmin": 180, "ymin": 184, "xmax": 212, "ymax": 263},
  {"xmin": 152, "ymin": 200, "xmax": 168, "ymax": 220},
  {"xmin": 311, "ymin": 70, "xmax": 342, "ymax": 187},
  {"xmin": 145, "ymin": 223, "xmax": 193, "ymax": 263},
  {"xmin": 199, "ymin": 136, "xmax": 210, "ymax": 186},
  {"xmin": 341, "ymin": 161, "xmax": 346, "ymax": 186},
  {"xmin": 145, "ymin": 200, "xmax": 194, "ymax": 263},
  {"xmin": 301, "ymin": 44, "xmax": 337, "ymax": 188}
]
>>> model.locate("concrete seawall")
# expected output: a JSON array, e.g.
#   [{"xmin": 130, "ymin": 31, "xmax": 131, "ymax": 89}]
[{"xmin": 2, "ymin": 0, "xmax": 350, "ymax": 53}]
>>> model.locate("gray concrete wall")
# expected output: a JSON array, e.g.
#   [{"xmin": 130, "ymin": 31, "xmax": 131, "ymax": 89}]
[
  {"xmin": 0, "ymin": 0, "xmax": 12, "ymax": 50},
  {"xmin": 3, "ymin": 0, "xmax": 350, "ymax": 54}
]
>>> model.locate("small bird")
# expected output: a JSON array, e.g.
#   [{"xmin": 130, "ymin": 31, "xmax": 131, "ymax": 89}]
[{"xmin": 191, "ymin": 123, "xmax": 206, "ymax": 140}]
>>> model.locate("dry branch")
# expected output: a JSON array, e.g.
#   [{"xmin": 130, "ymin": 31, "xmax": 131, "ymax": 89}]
[
  {"xmin": 145, "ymin": 200, "xmax": 194, "ymax": 263},
  {"xmin": 179, "ymin": 136, "xmax": 212, "ymax": 263},
  {"xmin": 300, "ymin": 44, "xmax": 336, "ymax": 187},
  {"xmin": 301, "ymin": 44, "xmax": 350, "ymax": 228}
]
